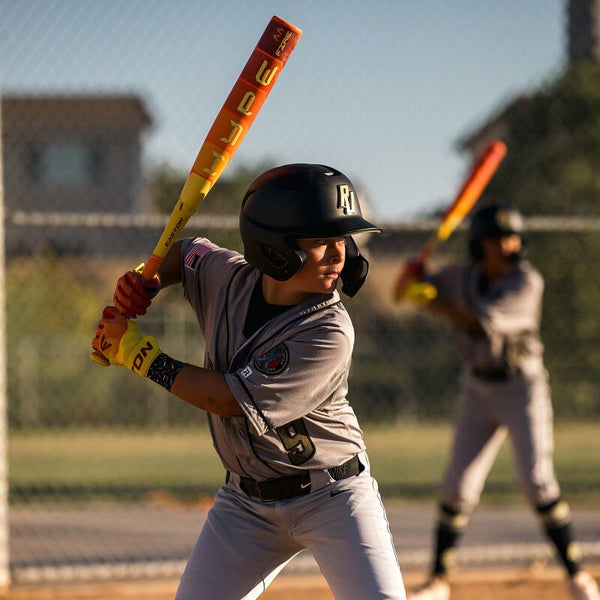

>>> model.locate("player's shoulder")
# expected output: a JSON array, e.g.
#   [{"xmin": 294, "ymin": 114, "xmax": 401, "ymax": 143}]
[
  {"xmin": 295, "ymin": 294, "xmax": 354, "ymax": 344},
  {"xmin": 181, "ymin": 236, "xmax": 245, "ymax": 272},
  {"xmin": 514, "ymin": 259, "xmax": 543, "ymax": 285},
  {"xmin": 505, "ymin": 260, "xmax": 544, "ymax": 298}
]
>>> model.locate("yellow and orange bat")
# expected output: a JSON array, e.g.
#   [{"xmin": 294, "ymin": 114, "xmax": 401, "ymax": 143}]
[
  {"xmin": 91, "ymin": 15, "xmax": 302, "ymax": 365},
  {"xmin": 394, "ymin": 139, "xmax": 507, "ymax": 301}
]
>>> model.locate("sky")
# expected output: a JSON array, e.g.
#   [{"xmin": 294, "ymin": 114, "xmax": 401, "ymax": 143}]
[{"xmin": 0, "ymin": 0, "xmax": 565, "ymax": 222}]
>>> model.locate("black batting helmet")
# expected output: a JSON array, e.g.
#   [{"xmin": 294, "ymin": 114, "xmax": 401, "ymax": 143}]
[
  {"xmin": 469, "ymin": 204, "xmax": 527, "ymax": 260},
  {"xmin": 239, "ymin": 163, "xmax": 381, "ymax": 297}
]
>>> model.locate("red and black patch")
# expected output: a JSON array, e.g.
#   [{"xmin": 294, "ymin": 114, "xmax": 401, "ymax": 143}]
[{"xmin": 254, "ymin": 344, "xmax": 289, "ymax": 375}]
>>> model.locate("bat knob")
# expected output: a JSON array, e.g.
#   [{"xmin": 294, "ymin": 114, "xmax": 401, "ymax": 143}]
[{"xmin": 89, "ymin": 350, "xmax": 111, "ymax": 367}]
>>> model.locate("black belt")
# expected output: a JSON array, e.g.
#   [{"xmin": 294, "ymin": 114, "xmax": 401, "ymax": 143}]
[
  {"xmin": 471, "ymin": 366, "xmax": 511, "ymax": 381},
  {"xmin": 235, "ymin": 454, "xmax": 363, "ymax": 501}
]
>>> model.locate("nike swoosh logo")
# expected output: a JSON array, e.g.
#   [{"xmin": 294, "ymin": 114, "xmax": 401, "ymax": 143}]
[{"xmin": 300, "ymin": 481, "xmax": 311, "ymax": 489}]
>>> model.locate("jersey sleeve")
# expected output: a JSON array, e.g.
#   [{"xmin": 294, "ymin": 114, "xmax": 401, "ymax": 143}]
[
  {"xmin": 475, "ymin": 265, "xmax": 544, "ymax": 335},
  {"xmin": 224, "ymin": 322, "xmax": 354, "ymax": 436},
  {"xmin": 180, "ymin": 237, "xmax": 245, "ymax": 330}
]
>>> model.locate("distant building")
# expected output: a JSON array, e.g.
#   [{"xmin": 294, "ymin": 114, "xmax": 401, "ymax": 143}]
[
  {"xmin": 2, "ymin": 94, "xmax": 151, "ymax": 214},
  {"xmin": 1, "ymin": 94, "xmax": 152, "ymax": 255}
]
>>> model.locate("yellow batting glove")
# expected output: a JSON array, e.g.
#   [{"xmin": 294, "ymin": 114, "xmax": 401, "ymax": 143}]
[
  {"xmin": 92, "ymin": 306, "xmax": 162, "ymax": 376},
  {"xmin": 403, "ymin": 281, "xmax": 438, "ymax": 306}
]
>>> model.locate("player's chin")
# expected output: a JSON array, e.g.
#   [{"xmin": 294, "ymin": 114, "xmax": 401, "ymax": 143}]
[{"xmin": 318, "ymin": 275, "xmax": 340, "ymax": 293}]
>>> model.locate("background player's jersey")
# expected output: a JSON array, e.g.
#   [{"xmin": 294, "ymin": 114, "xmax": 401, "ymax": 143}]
[
  {"xmin": 180, "ymin": 237, "xmax": 365, "ymax": 480},
  {"xmin": 427, "ymin": 260, "xmax": 546, "ymax": 377}
]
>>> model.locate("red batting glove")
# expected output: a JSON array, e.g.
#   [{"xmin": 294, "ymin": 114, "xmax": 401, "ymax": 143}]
[{"xmin": 113, "ymin": 267, "xmax": 161, "ymax": 318}]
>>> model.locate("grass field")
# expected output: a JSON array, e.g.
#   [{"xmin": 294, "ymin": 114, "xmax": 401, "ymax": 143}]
[{"xmin": 9, "ymin": 422, "xmax": 600, "ymax": 505}]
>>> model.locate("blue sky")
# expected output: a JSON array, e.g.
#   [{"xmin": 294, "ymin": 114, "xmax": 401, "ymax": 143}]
[{"xmin": 1, "ymin": 0, "xmax": 565, "ymax": 221}]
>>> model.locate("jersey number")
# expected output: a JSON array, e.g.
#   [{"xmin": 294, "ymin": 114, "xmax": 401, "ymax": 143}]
[{"xmin": 276, "ymin": 418, "xmax": 315, "ymax": 465}]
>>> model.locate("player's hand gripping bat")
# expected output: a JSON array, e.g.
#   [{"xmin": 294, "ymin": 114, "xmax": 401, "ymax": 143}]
[
  {"xmin": 91, "ymin": 15, "xmax": 302, "ymax": 365},
  {"xmin": 393, "ymin": 140, "xmax": 507, "ymax": 301}
]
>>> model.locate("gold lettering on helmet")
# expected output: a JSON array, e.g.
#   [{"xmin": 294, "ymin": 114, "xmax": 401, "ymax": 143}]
[{"xmin": 337, "ymin": 184, "xmax": 355, "ymax": 215}]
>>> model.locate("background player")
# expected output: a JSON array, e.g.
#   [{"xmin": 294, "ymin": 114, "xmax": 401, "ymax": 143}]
[
  {"xmin": 92, "ymin": 163, "xmax": 407, "ymax": 600},
  {"xmin": 396, "ymin": 204, "xmax": 599, "ymax": 600}
]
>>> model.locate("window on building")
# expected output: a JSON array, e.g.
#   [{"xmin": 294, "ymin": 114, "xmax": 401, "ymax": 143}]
[{"xmin": 24, "ymin": 140, "xmax": 106, "ymax": 186}]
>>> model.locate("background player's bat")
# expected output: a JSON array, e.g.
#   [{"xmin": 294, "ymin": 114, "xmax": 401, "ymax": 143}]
[
  {"xmin": 91, "ymin": 15, "xmax": 302, "ymax": 365},
  {"xmin": 393, "ymin": 140, "xmax": 507, "ymax": 300},
  {"xmin": 419, "ymin": 139, "xmax": 507, "ymax": 263}
]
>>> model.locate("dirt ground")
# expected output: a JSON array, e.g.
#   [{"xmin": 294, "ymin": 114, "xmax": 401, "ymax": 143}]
[{"xmin": 1, "ymin": 567, "xmax": 598, "ymax": 600}]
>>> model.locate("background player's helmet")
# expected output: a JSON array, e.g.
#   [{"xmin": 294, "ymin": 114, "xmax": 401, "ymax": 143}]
[
  {"xmin": 239, "ymin": 163, "xmax": 381, "ymax": 297},
  {"xmin": 468, "ymin": 203, "xmax": 527, "ymax": 261}
]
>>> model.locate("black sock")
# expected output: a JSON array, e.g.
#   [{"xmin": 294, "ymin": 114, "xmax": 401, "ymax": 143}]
[
  {"xmin": 537, "ymin": 498, "xmax": 582, "ymax": 576},
  {"xmin": 433, "ymin": 503, "xmax": 467, "ymax": 577}
]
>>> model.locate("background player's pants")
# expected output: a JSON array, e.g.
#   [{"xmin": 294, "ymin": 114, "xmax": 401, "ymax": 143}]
[
  {"xmin": 440, "ymin": 370, "xmax": 561, "ymax": 512},
  {"xmin": 175, "ymin": 461, "xmax": 406, "ymax": 600}
]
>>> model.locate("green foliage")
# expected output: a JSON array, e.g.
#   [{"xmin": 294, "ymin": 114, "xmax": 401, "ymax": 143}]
[
  {"xmin": 148, "ymin": 160, "xmax": 277, "ymax": 214},
  {"xmin": 485, "ymin": 61, "xmax": 600, "ymax": 215}
]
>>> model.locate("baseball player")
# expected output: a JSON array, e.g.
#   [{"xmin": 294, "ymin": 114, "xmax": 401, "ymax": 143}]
[
  {"xmin": 93, "ymin": 164, "xmax": 407, "ymax": 600},
  {"xmin": 396, "ymin": 204, "xmax": 599, "ymax": 600}
]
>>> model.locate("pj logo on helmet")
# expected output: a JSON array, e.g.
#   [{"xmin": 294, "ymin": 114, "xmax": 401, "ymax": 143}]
[{"xmin": 337, "ymin": 184, "xmax": 356, "ymax": 215}]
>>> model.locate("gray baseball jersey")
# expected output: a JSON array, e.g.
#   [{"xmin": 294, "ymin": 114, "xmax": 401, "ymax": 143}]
[
  {"xmin": 427, "ymin": 259, "xmax": 560, "ymax": 511},
  {"xmin": 175, "ymin": 237, "xmax": 406, "ymax": 600}
]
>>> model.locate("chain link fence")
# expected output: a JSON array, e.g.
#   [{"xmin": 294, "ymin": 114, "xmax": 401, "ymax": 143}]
[{"xmin": 2, "ymin": 0, "xmax": 600, "ymax": 585}]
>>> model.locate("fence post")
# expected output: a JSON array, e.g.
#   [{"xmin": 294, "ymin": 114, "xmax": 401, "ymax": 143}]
[{"xmin": 0, "ymin": 94, "xmax": 11, "ymax": 585}]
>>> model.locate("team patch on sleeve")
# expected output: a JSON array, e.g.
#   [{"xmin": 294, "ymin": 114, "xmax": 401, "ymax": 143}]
[
  {"xmin": 254, "ymin": 344, "xmax": 289, "ymax": 375},
  {"xmin": 184, "ymin": 240, "xmax": 218, "ymax": 271}
]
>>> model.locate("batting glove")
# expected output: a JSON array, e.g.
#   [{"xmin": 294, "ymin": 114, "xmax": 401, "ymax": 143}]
[
  {"xmin": 393, "ymin": 258, "xmax": 426, "ymax": 301},
  {"xmin": 402, "ymin": 280, "xmax": 438, "ymax": 305},
  {"xmin": 113, "ymin": 263, "xmax": 161, "ymax": 318},
  {"xmin": 91, "ymin": 306, "xmax": 162, "ymax": 376}
]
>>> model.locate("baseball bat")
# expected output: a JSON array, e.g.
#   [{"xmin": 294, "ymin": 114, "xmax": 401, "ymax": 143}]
[
  {"xmin": 420, "ymin": 140, "xmax": 507, "ymax": 263},
  {"xmin": 91, "ymin": 15, "xmax": 302, "ymax": 365},
  {"xmin": 394, "ymin": 140, "xmax": 507, "ymax": 300}
]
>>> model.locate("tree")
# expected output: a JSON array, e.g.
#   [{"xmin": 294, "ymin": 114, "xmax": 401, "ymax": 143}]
[
  {"xmin": 484, "ymin": 61, "xmax": 600, "ymax": 215},
  {"xmin": 147, "ymin": 160, "xmax": 276, "ymax": 214}
]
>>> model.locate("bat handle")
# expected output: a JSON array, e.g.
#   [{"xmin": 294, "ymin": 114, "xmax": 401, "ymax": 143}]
[{"xmin": 140, "ymin": 254, "xmax": 163, "ymax": 281}]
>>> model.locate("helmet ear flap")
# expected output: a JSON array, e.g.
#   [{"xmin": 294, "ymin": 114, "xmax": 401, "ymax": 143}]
[
  {"xmin": 341, "ymin": 237, "xmax": 369, "ymax": 297},
  {"xmin": 259, "ymin": 244, "xmax": 306, "ymax": 281}
]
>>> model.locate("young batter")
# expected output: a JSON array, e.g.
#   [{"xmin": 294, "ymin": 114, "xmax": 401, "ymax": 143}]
[
  {"xmin": 396, "ymin": 204, "xmax": 599, "ymax": 600},
  {"xmin": 93, "ymin": 163, "xmax": 407, "ymax": 600}
]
